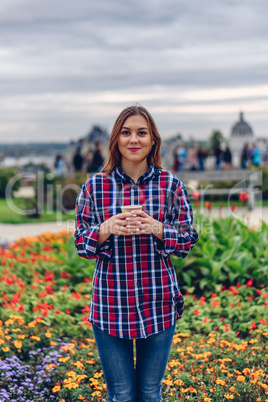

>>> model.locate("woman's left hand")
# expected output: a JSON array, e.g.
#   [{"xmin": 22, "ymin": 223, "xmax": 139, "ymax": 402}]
[{"xmin": 125, "ymin": 210, "xmax": 162, "ymax": 236}]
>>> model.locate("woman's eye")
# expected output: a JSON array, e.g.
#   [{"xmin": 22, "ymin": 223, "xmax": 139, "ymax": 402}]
[
  {"xmin": 122, "ymin": 130, "xmax": 130, "ymax": 135},
  {"xmin": 139, "ymin": 131, "xmax": 147, "ymax": 136}
]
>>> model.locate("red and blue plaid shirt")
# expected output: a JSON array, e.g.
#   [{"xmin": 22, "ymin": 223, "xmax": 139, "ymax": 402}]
[{"xmin": 75, "ymin": 163, "xmax": 198, "ymax": 339}]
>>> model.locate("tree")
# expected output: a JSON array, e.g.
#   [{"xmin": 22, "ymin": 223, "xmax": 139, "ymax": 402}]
[{"xmin": 209, "ymin": 130, "xmax": 224, "ymax": 150}]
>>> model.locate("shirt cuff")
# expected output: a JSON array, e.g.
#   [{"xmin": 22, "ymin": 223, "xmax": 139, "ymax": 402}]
[
  {"xmin": 76, "ymin": 223, "xmax": 112, "ymax": 259},
  {"xmin": 153, "ymin": 223, "xmax": 191, "ymax": 258}
]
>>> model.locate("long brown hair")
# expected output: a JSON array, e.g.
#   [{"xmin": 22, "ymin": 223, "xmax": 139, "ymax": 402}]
[{"xmin": 101, "ymin": 105, "xmax": 163, "ymax": 174}]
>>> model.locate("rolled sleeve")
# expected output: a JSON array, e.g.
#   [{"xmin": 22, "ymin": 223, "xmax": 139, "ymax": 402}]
[
  {"xmin": 74, "ymin": 184, "xmax": 112, "ymax": 260},
  {"xmin": 154, "ymin": 181, "xmax": 199, "ymax": 258}
]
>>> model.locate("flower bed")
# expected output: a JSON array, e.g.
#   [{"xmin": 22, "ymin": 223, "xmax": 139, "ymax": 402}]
[{"xmin": 0, "ymin": 230, "xmax": 267, "ymax": 401}]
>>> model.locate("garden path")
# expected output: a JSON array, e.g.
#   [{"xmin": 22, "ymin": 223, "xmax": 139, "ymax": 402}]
[{"xmin": 0, "ymin": 207, "xmax": 267, "ymax": 243}]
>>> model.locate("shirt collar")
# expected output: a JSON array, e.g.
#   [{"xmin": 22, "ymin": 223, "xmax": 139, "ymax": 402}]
[{"xmin": 112, "ymin": 163, "xmax": 160, "ymax": 184}]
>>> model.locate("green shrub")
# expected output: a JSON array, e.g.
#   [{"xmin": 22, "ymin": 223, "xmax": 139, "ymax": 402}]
[{"xmin": 0, "ymin": 168, "xmax": 21, "ymax": 198}]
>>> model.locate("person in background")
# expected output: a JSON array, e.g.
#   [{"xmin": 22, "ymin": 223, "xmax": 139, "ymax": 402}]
[
  {"xmin": 197, "ymin": 146, "xmax": 206, "ymax": 171},
  {"xmin": 252, "ymin": 144, "xmax": 261, "ymax": 167},
  {"xmin": 176, "ymin": 143, "xmax": 187, "ymax": 171},
  {"xmin": 54, "ymin": 154, "xmax": 67, "ymax": 176},
  {"xmin": 213, "ymin": 143, "xmax": 223, "ymax": 170},
  {"xmin": 187, "ymin": 144, "xmax": 197, "ymax": 171},
  {"xmin": 73, "ymin": 148, "xmax": 84, "ymax": 172},
  {"xmin": 240, "ymin": 143, "xmax": 250, "ymax": 169},
  {"xmin": 91, "ymin": 141, "xmax": 105, "ymax": 172},
  {"xmin": 223, "ymin": 146, "xmax": 232, "ymax": 170},
  {"xmin": 74, "ymin": 105, "xmax": 198, "ymax": 401}
]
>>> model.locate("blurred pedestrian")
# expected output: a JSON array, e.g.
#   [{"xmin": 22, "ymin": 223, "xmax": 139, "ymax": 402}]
[
  {"xmin": 197, "ymin": 146, "xmax": 206, "ymax": 171},
  {"xmin": 223, "ymin": 146, "xmax": 232, "ymax": 170},
  {"xmin": 73, "ymin": 148, "xmax": 84, "ymax": 172},
  {"xmin": 252, "ymin": 144, "xmax": 261, "ymax": 167},
  {"xmin": 187, "ymin": 145, "xmax": 197, "ymax": 171},
  {"xmin": 177, "ymin": 144, "xmax": 187, "ymax": 171},
  {"xmin": 91, "ymin": 142, "xmax": 105, "ymax": 172},
  {"xmin": 54, "ymin": 154, "xmax": 67, "ymax": 176},
  {"xmin": 240, "ymin": 143, "xmax": 250, "ymax": 169},
  {"xmin": 213, "ymin": 143, "xmax": 223, "ymax": 170}
]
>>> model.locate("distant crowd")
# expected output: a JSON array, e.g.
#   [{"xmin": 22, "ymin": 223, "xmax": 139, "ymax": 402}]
[
  {"xmin": 54, "ymin": 141, "xmax": 105, "ymax": 176},
  {"xmin": 172, "ymin": 142, "xmax": 268, "ymax": 172},
  {"xmin": 54, "ymin": 140, "xmax": 268, "ymax": 177}
]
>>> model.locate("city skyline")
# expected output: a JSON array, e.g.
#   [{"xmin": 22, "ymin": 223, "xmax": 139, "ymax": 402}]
[{"xmin": 1, "ymin": 0, "xmax": 268, "ymax": 143}]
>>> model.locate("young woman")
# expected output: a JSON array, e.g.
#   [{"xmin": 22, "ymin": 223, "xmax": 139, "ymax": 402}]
[{"xmin": 75, "ymin": 105, "xmax": 199, "ymax": 401}]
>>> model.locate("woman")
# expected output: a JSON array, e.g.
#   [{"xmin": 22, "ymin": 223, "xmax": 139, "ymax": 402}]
[{"xmin": 75, "ymin": 105, "xmax": 199, "ymax": 401}]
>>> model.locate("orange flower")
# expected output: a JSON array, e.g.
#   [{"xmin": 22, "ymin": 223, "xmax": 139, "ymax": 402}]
[
  {"xmin": 237, "ymin": 375, "xmax": 245, "ymax": 382},
  {"xmin": 205, "ymin": 201, "xmax": 213, "ymax": 210}
]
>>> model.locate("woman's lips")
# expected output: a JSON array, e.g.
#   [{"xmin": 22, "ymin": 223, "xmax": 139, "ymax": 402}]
[{"xmin": 128, "ymin": 148, "xmax": 140, "ymax": 152}]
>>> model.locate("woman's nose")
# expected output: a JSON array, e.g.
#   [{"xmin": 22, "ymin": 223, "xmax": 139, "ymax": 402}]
[{"xmin": 129, "ymin": 133, "xmax": 138, "ymax": 142}]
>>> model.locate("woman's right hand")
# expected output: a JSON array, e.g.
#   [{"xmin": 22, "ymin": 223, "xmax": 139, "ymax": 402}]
[{"xmin": 100, "ymin": 212, "xmax": 142, "ymax": 236}]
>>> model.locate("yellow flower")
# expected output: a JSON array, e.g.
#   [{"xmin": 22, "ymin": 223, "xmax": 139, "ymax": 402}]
[
  {"xmin": 45, "ymin": 332, "xmax": 52, "ymax": 338},
  {"xmin": 52, "ymin": 385, "xmax": 61, "ymax": 393},
  {"xmin": 237, "ymin": 375, "xmax": 245, "ymax": 382},
  {"xmin": 0, "ymin": 340, "xmax": 5, "ymax": 345},
  {"xmin": 46, "ymin": 364, "xmax": 54, "ymax": 371},
  {"xmin": 66, "ymin": 370, "xmax": 76, "ymax": 378},
  {"xmin": 30, "ymin": 336, "xmax": 41, "ymax": 341},
  {"xmin": 94, "ymin": 372, "xmax": 103, "ymax": 378},
  {"xmin": 78, "ymin": 396, "xmax": 85, "ymax": 400},
  {"xmin": 242, "ymin": 368, "xmax": 251, "ymax": 375},
  {"xmin": 17, "ymin": 334, "xmax": 27, "ymax": 339},
  {"xmin": 204, "ymin": 399, "xmax": 212, "ymax": 402},
  {"xmin": 258, "ymin": 382, "xmax": 268, "ymax": 390},
  {"xmin": 73, "ymin": 361, "xmax": 84, "ymax": 370},
  {"xmin": 224, "ymin": 394, "xmax": 235, "ymax": 399},
  {"xmin": 216, "ymin": 379, "xmax": 226, "ymax": 386},
  {"xmin": 2, "ymin": 347, "xmax": 9, "ymax": 352},
  {"xmin": 229, "ymin": 386, "xmax": 235, "ymax": 392},
  {"xmin": 59, "ymin": 357, "xmax": 70, "ymax": 362},
  {"xmin": 50, "ymin": 341, "xmax": 56, "ymax": 346},
  {"xmin": 92, "ymin": 391, "xmax": 102, "ymax": 397},
  {"xmin": 14, "ymin": 341, "xmax": 22, "ymax": 349}
]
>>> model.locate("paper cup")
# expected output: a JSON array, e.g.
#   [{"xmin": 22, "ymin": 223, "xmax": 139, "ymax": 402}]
[{"xmin": 121, "ymin": 205, "xmax": 143, "ymax": 213}]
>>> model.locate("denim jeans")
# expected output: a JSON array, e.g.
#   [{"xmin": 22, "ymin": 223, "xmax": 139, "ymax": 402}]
[{"xmin": 92, "ymin": 323, "xmax": 176, "ymax": 402}]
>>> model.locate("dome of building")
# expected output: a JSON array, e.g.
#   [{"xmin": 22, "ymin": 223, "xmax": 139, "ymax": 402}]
[{"xmin": 231, "ymin": 112, "xmax": 253, "ymax": 137}]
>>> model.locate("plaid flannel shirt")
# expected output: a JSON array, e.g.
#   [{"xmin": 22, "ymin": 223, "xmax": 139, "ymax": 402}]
[{"xmin": 75, "ymin": 163, "xmax": 198, "ymax": 339}]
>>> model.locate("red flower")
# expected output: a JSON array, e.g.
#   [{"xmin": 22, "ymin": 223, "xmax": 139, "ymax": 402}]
[
  {"xmin": 45, "ymin": 285, "xmax": 54, "ymax": 295},
  {"xmin": 62, "ymin": 285, "xmax": 69, "ymax": 291},
  {"xmin": 81, "ymin": 315, "xmax": 92, "ymax": 328},
  {"xmin": 53, "ymin": 310, "xmax": 63, "ymax": 314},
  {"xmin": 61, "ymin": 271, "xmax": 71, "ymax": 279},
  {"xmin": 263, "ymin": 302, "xmax": 268, "ymax": 307},
  {"xmin": 239, "ymin": 191, "xmax": 249, "ymax": 203},
  {"xmin": 247, "ymin": 279, "xmax": 253, "ymax": 287},
  {"xmin": 203, "ymin": 317, "xmax": 208, "ymax": 323},
  {"xmin": 236, "ymin": 282, "xmax": 241, "ymax": 288},
  {"xmin": 194, "ymin": 309, "xmax": 200, "ymax": 316},
  {"xmin": 72, "ymin": 291, "xmax": 82, "ymax": 300},
  {"xmin": 65, "ymin": 310, "xmax": 71, "ymax": 314},
  {"xmin": 205, "ymin": 201, "xmax": 213, "ymax": 210},
  {"xmin": 258, "ymin": 318, "xmax": 266, "ymax": 325},
  {"xmin": 236, "ymin": 332, "xmax": 240, "ymax": 337},
  {"xmin": 200, "ymin": 296, "xmax": 206, "ymax": 307},
  {"xmin": 81, "ymin": 305, "xmax": 90, "ymax": 313},
  {"xmin": 251, "ymin": 321, "xmax": 257, "ymax": 330},
  {"xmin": 231, "ymin": 205, "xmax": 237, "ymax": 212},
  {"xmin": 211, "ymin": 293, "xmax": 218, "ymax": 298},
  {"xmin": 262, "ymin": 292, "xmax": 268, "ymax": 299},
  {"xmin": 83, "ymin": 277, "xmax": 93, "ymax": 284},
  {"xmin": 248, "ymin": 294, "xmax": 254, "ymax": 302},
  {"xmin": 229, "ymin": 286, "xmax": 239, "ymax": 295},
  {"xmin": 256, "ymin": 289, "xmax": 261, "ymax": 295},
  {"xmin": 230, "ymin": 303, "xmax": 234, "ymax": 308},
  {"xmin": 214, "ymin": 326, "xmax": 218, "ymax": 332},
  {"xmin": 192, "ymin": 191, "xmax": 201, "ymax": 199},
  {"xmin": 224, "ymin": 323, "xmax": 230, "ymax": 332},
  {"xmin": 221, "ymin": 285, "xmax": 226, "ymax": 292}
]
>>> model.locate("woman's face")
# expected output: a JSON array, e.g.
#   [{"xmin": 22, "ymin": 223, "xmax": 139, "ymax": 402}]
[{"xmin": 117, "ymin": 114, "xmax": 154, "ymax": 165}]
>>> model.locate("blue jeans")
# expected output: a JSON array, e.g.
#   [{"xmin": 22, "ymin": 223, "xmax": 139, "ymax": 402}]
[{"xmin": 92, "ymin": 323, "xmax": 176, "ymax": 402}]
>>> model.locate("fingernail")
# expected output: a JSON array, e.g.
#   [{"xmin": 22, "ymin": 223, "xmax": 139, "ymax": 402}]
[
  {"xmin": 126, "ymin": 218, "xmax": 130, "ymax": 221},
  {"xmin": 131, "ymin": 213, "xmax": 137, "ymax": 216},
  {"xmin": 126, "ymin": 225, "xmax": 130, "ymax": 228}
]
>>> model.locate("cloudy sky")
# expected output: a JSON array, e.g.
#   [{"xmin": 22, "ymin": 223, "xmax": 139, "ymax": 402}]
[{"xmin": 1, "ymin": 0, "xmax": 268, "ymax": 143}]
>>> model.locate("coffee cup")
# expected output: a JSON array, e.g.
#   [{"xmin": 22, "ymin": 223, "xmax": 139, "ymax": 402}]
[{"xmin": 121, "ymin": 205, "xmax": 143, "ymax": 213}]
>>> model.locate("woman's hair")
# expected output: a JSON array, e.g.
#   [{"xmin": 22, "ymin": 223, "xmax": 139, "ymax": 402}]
[{"xmin": 101, "ymin": 105, "xmax": 162, "ymax": 173}]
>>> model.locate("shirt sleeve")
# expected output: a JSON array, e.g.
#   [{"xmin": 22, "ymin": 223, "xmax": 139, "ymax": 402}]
[
  {"xmin": 74, "ymin": 183, "xmax": 112, "ymax": 260},
  {"xmin": 154, "ymin": 181, "xmax": 199, "ymax": 258}
]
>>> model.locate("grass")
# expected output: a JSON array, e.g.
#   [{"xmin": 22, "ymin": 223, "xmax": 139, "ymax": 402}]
[{"xmin": 0, "ymin": 198, "xmax": 75, "ymax": 224}]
